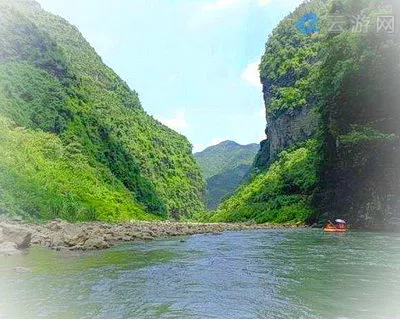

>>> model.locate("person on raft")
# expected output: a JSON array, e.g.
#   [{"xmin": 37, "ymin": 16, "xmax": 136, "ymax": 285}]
[{"xmin": 326, "ymin": 219, "xmax": 347, "ymax": 229}]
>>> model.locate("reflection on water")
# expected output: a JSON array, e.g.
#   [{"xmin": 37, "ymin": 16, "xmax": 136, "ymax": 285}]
[{"xmin": 0, "ymin": 229, "xmax": 399, "ymax": 318}]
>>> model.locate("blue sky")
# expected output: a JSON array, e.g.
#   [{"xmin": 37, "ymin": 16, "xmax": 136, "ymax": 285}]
[{"xmin": 37, "ymin": 0, "xmax": 303, "ymax": 152}]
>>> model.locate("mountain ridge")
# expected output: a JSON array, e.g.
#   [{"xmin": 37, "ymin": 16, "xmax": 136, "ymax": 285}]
[
  {"xmin": 0, "ymin": 0, "xmax": 205, "ymax": 221},
  {"xmin": 194, "ymin": 140, "xmax": 259, "ymax": 209}
]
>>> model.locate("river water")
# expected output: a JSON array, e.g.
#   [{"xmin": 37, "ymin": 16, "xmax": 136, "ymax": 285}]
[{"xmin": 1, "ymin": 229, "xmax": 399, "ymax": 318}]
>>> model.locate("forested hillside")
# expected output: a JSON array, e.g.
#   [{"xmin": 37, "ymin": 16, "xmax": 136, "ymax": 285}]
[
  {"xmin": 207, "ymin": 0, "xmax": 400, "ymax": 229},
  {"xmin": 0, "ymin": 0, "xmax": 205, "ymax": 222},
  {"xmin": 194, "ymin": 141, "xmax": 258, "ymax": 208}
]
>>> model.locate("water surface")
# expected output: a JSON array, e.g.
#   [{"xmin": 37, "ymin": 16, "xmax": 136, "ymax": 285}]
[{"xmin": 1, "ymin": 229, "xmax": 399, "ymax": 318}]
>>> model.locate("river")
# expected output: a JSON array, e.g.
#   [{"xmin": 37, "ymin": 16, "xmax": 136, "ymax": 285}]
[{"xmin": 1, "ymin": 229, "xmax": 399, "ymax": 318}]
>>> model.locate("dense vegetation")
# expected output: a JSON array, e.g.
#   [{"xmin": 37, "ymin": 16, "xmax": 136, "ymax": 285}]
[
  {"xmin": 194, "ymin": 141, "xmax": 259, "ymax": 180},
  {"xmin": 194, "ymin": 141, "xmax": 259, "ymax": 209},
  {"xmin": 316, "ymin": 0, "xmax": 400, "ymax": 228},
  {"xmin": 201, "ymin": 139, "xmax": 319, "ymax": 223},
  {"xmin": 0, "ymin": 0, "xmax": 205, "ymax": 221},
  {"xmin": 205, "ymin": 0, "xmax": 400, "ymax": 228}
]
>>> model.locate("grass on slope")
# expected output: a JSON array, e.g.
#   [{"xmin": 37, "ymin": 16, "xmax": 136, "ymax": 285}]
[
  {"xmin": 0, "ymin": 0, "xmax": 205, "ymax": 220},
  {"xmin": 198, "ymin": 139, "xmax": 320, "ymax": 224},
  {"xmin": 194, "ymin": 141, "xmax": 259, "ymax": 180},
  {"xmin": 0, "ymin": 116, "xmax": 157, "ymax": 222}
]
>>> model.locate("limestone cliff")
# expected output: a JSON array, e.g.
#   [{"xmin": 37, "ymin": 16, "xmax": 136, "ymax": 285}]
[{"xmin": 212, "ymin": 0, "xmax": 400, "ymax": 229}]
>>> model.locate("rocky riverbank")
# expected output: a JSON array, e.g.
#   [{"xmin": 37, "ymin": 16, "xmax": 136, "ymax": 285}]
[{"xmin": 0, "ymin": 219, "xmax": 300, "ymax": 255}]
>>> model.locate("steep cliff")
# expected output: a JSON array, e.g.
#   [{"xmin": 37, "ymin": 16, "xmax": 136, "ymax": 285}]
[
  {"xmin": 211, "ymin": 0, "xmax": 400, "ymax": 229},
  {"xmin": 316, "ymin": 0, "xmax": 400, "ymax": 229},
  {"xmin": 0, "ymin": 0, "xmax": 205, "ymax": 221}
]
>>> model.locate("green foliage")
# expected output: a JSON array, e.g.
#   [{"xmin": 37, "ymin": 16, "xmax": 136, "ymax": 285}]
[
  {"xmin": 194, "ymin": 141, "xmax": 259, "ymax": 209},
  {"xmin": 0, "ymin": 0, "xmax": 205, "ymax": 221},
  {"xmin": 339, "ymin": 126, "xmax": 397, "ymax": 144},
  {"xmin": 204, "ymin": 139, "xmax": 320, "ymax": 224},
  {"xmin": 205, "ymin": 164, "xmax": 252, "ymax": 209},
  {"xmin": 194, "ymin": 141, "xmax": 259, "ymax": 180},
  {"xmin": 213, "ymin": 0, "xmax": 400, "ymax": 227},
  {"xmin": 314, "ymin": 1, "xmax": 400, "ymax": 227},
  {"xmin": 0, "ymin": 116, "xmax": 156, "ymax": 222},
  {"xmin": 259, "ymin": 0, "xmax": 325, "ymax": 114}
]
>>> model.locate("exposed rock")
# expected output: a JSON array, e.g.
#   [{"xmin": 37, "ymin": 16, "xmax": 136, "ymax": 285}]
[
  {"xmin": 63, "ymin": 230, "xmax": 88, "ymax": 247},
  {"xmin": 254, "ymin": 106, "xmax": 319, "ymax": 171},
  {"xmin": 46, "ymin": 219, "xmax": 65, "ymax": 231},
  {"xmin": 0, "ymin": 223, "xmax": 32, "ymax": 249},
  {"xmin": 0, "ymin": 241, "xmax": 20, "ymax": 256},
  {"xmin": 1, "ymin": 219, "xmax": 284, "ymax": 252},
  {"xmin": 83, "ymin": 237, "xmax": 109, "ymax": 250}
]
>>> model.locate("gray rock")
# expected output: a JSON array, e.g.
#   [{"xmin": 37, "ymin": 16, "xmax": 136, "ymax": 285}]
[
  {"xmin": 63, "ymin": 231, "xmax": 88, "ymax": 247},
  {"xmin": 83, "ymin": 237, "xmax": 109, "ymax": 250},
  {"xmin": 47, "ymin": 219, "xmax": 65, "ymax": 231},
  {"xmin": 0, "ymin": 241, "xmax": 20, "ymax": 256},
  {"xmin": 0, "ymin": 223, "xmax": 32, "ymax": 249}
]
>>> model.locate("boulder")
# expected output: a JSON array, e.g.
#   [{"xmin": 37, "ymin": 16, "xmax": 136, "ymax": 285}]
[
  {"xmin": 0, "ymin": 223, "xmax": 32, "ymax": 249},
  {"xmin": 83, "ymin": 237, "xmax": 109, "ymax": 250},
  {"xmin": 0, "ymin": 242, "xmax": 20, "ymax": 256},
  {"xmin": 63, "ymin": 230, "xmax": 88, "ymax": 247},
  {"xmin": 46, "ymin": 219, "xmax": 66, "ymax": 231}
]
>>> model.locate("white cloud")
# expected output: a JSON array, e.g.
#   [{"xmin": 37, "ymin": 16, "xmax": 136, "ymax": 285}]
[
  {"xmin": 258, "ymin": 0, "xmax": 272, "ymax": 6},
  {"xmin": 160, "ymin": 111, "xmax": 189, "ymax": 132},
  {"xmin": 241, "ymin": 60, "xmax": 262, "ymax": 88},
  {"xmin": 202, "ymin": 0, "xmax": 273, "ymax": 12},
  {"xmin": 202, "ymin": 0, "xmax": 238, "ymax": 12}
]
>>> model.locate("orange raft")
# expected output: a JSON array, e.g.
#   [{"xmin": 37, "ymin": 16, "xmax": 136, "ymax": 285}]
[
  {"xmin": 323, "ymin": 226, "xmax": 347, "ymax": 232},
  {"xmin": 324, "ymin": 219, "xmax": 347, "ymax": 232}
]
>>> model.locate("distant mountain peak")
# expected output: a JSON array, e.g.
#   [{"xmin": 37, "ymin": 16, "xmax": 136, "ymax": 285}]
[
  {"xmin": 197, "ymin": 140, "xmax": 258, "ymax": 154},
  {"xmin": 12, "ymin": 0, "xmax": 41, "ymax": 8},
  {"xmin": 194, "ymin": 140, "xmax": 259, "ymax": 208},
  {"xmin": 217, "ymin": 140, "xmax": 239, "ymax": 147}
]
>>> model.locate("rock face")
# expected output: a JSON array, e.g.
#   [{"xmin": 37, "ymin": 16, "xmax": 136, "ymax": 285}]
[
  {"xmin": 0, "ymin": 223, "xmax": 32, "ymax": 255},
  {"xmin": 241, "ymin": 0, "xmax": 400, "ymax": 229},
  {"xmin": 317, "ymin": 141, "xmax": 400, "ymax": 229},
  {"xmin": 254, "ymin": 106, "xmax": 319, "ymax": 170}
]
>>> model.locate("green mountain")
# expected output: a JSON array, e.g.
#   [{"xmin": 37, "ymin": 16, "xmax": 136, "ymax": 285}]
[
  {"xmin": 207, "ymin": 0, "xmax": 400, "ymax": 229},
  {"xmin": 0, "ymin": 0, "xmax": 205, "ymax": 222},
  {"xmin": 194, "ymin": 141, "xmax": 259, "ymax": 208}
]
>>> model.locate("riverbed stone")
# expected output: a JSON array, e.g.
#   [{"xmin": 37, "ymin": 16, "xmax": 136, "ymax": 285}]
[
  {"xmin": 0, "ymin": 223, "xmax": 32, "ymax": 249},
  {"xmin": 83, "ymin": 237, "xmax": 109, "ymax": 250},
  {"xmin": 63, "ymin": 230, "xmax": 88, "ymax": 247},
  {"xmin": 0, "ymin": 219, "xmax": 283, "ymax": 252},
  {"xmin": 0, "ymin": 241, "xmax": 20, "ymax": 256}
]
